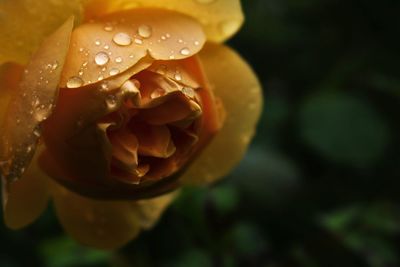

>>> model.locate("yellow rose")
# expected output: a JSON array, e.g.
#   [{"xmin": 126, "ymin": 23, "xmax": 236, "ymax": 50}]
[{"xmin": 0, "ymin": 0, "xmax": 262, "ymax": 249}]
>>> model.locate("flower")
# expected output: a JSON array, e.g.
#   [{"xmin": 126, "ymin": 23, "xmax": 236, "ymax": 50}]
[{"xmin": 0, "ymin": 0, "xmax": 262, "ymax": 249}]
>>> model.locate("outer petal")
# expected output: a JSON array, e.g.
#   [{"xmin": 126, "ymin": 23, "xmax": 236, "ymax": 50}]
[
  {"xmin": 2, "ymin": 146, "xmax": 49, "ymax": 229},
  {"xmin": 0, "ymin": 17, "xmax": 74, "ymax": 182},
  {"xmin": 84, "ymin": 0, "xmax": 244, "ymax": 43},
  {"xmin": 181, "ymin": 44, "xmax": 263, "ymax": 185},
  {"xmin": 50, "ymin": 180, "xmax": 176, "ymax": 249},
  {"xmin": 0, "ymin": 0, "xmax": 84, "ymax": 65},
  {"xmin": 60, "ymin": 9, "xmax": 205, "ymax": 88},
  {"xmin": 0, "ymin": 63, "xmax": 23, "ymax": 126}
]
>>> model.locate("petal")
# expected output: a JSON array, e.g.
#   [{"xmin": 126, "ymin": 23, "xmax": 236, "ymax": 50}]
[
  {"xmin": 50, "ymin": 181, "xmax": 140, "ymax": 250},
  {"xmin": 0, "ymin": 0, "xmax": 84, "ymax": 65},
  {"xmin": 84, "ymin": 0, "xmax": 244, "ymax": 42},
  {"xmin": 0, "ymin": 17, "xmax": 74, "ymax": 182},
  {"xmin": 50, "ymin": 180, "xmax": 177, "ymax": 249},
  {"xmin": 42, "ymin": 58, "xmax": 152, "ymax": 184},
  {"xmin": 132, "ymin": 190, "xmax": 178, "ymax": 229},
  {"xmin": 2, "ymin": 145, "xmax": 49, "ymax": 229},
  {"xmin": 181, "ymin": 44, "xmax": 263, "ymax": 185},
  {"xmin": 0, "ymin": 63, "xmax": 23, "ymax": 125},
  {"xmin": 132, "ymin": 122, "xmax": 176, "ymax": 158},
  {"xmin": 60, "ymin": 9, "xmax": 205, "ymax": 88}
]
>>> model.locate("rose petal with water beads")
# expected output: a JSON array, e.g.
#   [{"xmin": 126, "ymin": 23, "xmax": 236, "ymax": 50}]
[
  {"xmin": 84, "ymin": 0, "xmax": 244, "ymax": 43},
  {"xmin": 60, "ymin": 9, "xmax": 205, "ymax": 88},
  {"xmin": 0, "ymin": 17, "xmax": 74, "ymax": 183}
]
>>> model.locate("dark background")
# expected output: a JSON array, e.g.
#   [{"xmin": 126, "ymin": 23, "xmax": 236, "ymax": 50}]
[{"xmin": 1, "ymin": 0, "xmax": 400, "ymax": 266}]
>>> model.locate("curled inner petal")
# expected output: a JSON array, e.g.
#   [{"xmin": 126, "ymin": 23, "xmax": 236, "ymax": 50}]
[{"xmin": 42, "ymin": 54, "xmax": 222, "ymax": 199}]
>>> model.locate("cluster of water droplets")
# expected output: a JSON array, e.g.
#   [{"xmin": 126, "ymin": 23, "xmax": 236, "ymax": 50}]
[{"xmin": 66, "ymin": 19, "xmax": 202, "ymax": 89}]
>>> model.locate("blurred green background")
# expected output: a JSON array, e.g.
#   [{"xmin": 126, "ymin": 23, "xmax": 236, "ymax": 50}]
[{"xmin": 1, "ymin": 1, "xmax": 400, "ymax": 266}]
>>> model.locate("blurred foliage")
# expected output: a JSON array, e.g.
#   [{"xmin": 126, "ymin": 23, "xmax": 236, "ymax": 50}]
[{"xmin": 1, "ymin": 0, "xmax": 400, "ymax": 266}]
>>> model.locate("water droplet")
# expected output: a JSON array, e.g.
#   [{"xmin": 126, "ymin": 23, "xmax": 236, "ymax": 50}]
[
  {"xmin": 180, "ymin": 47, "xmax": 191, "ymax": 56},
  {"xmin": 166, "ymin": 33, "xmax": 171, "ymax": 38},
  {"xmin": 109, "ymin": 68, "xmax": 120, "ymax": 76},
  {"xmin": 113, "ymin": 32, "xmax": 132, "ymax": 46},
  {"xmin": 174, "ymin": 72, "xmax": 182, "ymax": 81},
  {"xmin": 161, "ymin": 35, "xmax": 167, "ymax": 40},
  {"xmin": 33, "ymin": 128, "xmax": 41, "ymax": 137},
  {"xmin": 95, "ymin": 52, "xmax": 110, "ymax": 66},
  {"xmin": 100, "ymin": 82, "xmax": 109, "ymax": 91},
  {"xmin": 115, "ymin": 57, "xmax": 123, "ymax": 63},
  {"xmin": 182, "ymin": 87, "xmax": 195, "ymax": 98},
  {"xmin": 137, "ymin": 24, "xmax": 152, "ymax": 38},
  {"xmin": 105, "ymin": 94, "xmax": 118, "ymax": 109},
  {"xmin": 67, "ymin": 76, "xmax": 84, "ymax": 88},
  {"xmin": 98, "ymin": 75, "xmax": 104, "ymax": 81},
  {"xmin": 151, "ymin": 88, "xmax": 166, "ymax": 99},
  {"xmin": 51, "ymin": 61, "xmax": 59, "ymax": 70},
  {"xmin": 104, "ymin": 45, "xmax": 110, "ymax": 50},
  {"xmin": 95, "ymin": 40, "xmax": 101, "ymax": 46},
  {"xmin": 194, "ymin": 41, "xmax": 200, "ymax": 46},
  {"xmin": 178, "ymin": 39, "xmax": 184, "ymax": 44},
  {"xmin": 134, "ymin": 38, "xmax": 143, "ymax": 45},
  {"xmin": 104, "ymin": 25, "xmax": 114, "ymax": 32}
]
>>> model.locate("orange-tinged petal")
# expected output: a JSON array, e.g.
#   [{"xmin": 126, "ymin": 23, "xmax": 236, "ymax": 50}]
[
  {"xmin": 181, "ymin": 44, "xmax": 263, "ymax": 185},
  {"xmin": 147, "ymin": 58, "xmax": 202, "ymax": 89},
  {"xmin": 0, "ymin": 0, "xmax": 84, "ymax": 65},
  {"xmin": 0, "ymin": 63, "xmax": 23, "ymax": 125},
  {"xmin": 60, "ymin": 9, "xmax": 205, "ymax": 88},
  {"xmin": 132, "ymin": 190, "xmax": 178, "ymax": 229},
  {"xmin": 50, "ymin": 180, "xmax": 177, "ymax": 249},
  {"xmin": 42, "ymin": 58, "xmax": 152, "ymax": 184},
  {"xmin": 132, "ymin": 123, "xmax": 176, "ymax": 158},
  {"xmin": 0, "ymin": 17, "xmax": 74, "ymax": 183},
  {"xmin": 84, "ymin": 0, "xmax": 244, "ymax": 43},
  {"xmin": 2, "ymin": 145, "xmax": 49, "ymax": 229},
  {"xmin": 50, "ymin": 181, "xmax": 140, "ymax": 250}
]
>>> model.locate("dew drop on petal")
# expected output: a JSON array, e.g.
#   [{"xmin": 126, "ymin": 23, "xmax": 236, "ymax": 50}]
[
  {"xmin": 115, "ymin": 57, "xmax": 123, "ymax": 63},
  {"xmin": 51, "ymin": 61, "xmax": 59, "ymax": 70},
  {"xmin": 105, "ymin": 94, "xmax": 118, "ymax": 109},
  {"xmin": 67, "ymin": 76, "xmax": 84, "ymax": 88},
  {"xmin": 109, "ymin": 68, "xmax": 120, "ymax": 76},
  {"xmin": 137, "ymin": 24, "xmax": 152, "ymax": 38},
  {"xmin": 113, "ymin": 32, "xmax": 132, "ymax": 46},
  {"xmin": 95, "ymin": 52, "xmax": 110, "ymax": 66},
  {"xmin": 104, "ymin": 25, "xmax": 114, "ymax": 32},
  {"xmin": 180, "ymin": 47, "xmax": 191, "ymax": 56},
  {"xmin": 95, "ymin": 40, "xmax": 101, "ymax": 46},
  {"xmin": 174, "ymin": 72, "xmax": 182, "ymax": 81},
  {"xmin": 134, "ymin": 38, "xmax": 143, "ymax": 45}
]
